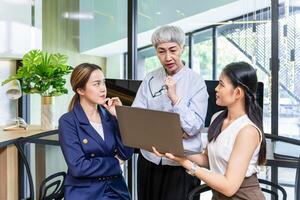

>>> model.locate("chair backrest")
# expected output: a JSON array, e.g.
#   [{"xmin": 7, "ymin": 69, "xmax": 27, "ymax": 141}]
[
  {"xmin": 187, "ymin": 178, "xmax": 287, "ymax": 200},
  {"xmin": 258, "ymin": 179, "xmax": 287, "ymax": 200},
  {"xmin": 188, "ymin": 184, "xmax": 211, "ymax": 200},
  {"xmin": 15, "ymin": 140, "xmax": 35, "ymax": 200},
  {"xmin": 38, "ymin": 171, "xmax": 66, "ymax": 200}
]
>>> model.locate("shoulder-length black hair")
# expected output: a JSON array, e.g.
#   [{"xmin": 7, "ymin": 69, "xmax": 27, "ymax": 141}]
[{"xmin": 208, "ymin": 62, "xmax": 266, "ymax": 165}]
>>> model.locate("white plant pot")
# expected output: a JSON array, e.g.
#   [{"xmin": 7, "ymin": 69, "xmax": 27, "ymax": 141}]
[{"xmin": 41, "ymin": 96, "xmax": 55, "ymax": 130}]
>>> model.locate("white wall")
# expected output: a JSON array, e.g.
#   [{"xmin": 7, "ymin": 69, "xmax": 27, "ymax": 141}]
[
  {"xmin": 106, "ymin": 54, "xmax": 124, "ymax": 79},
  {"xmin": 0, "ymin": 0, "xmax": 42, "ymax": 59}
]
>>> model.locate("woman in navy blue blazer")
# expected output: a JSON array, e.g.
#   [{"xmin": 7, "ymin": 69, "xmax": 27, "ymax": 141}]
[{"xmin": 59, "ymin": 63, "xmax": 133, "ymax": 200}]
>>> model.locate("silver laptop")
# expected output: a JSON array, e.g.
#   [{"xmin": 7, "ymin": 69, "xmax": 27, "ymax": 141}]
[{"xmin": 116, "ymin": 106, "xmax": 184, "ymax": 157}]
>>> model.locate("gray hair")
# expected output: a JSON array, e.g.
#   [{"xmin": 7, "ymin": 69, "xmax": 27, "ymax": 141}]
[{"xmin": 151, "ymin": 25, "xmax": 185, "ymax": 48}]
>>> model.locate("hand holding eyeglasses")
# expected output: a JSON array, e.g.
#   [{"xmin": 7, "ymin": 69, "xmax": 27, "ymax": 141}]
[
  {"xmin": 165, "ymin": 76, "xmax": 179, "ymax": 105},
  {"xmin": 102, "ymin": 97, "xmax": 122, "ymax": 117}
]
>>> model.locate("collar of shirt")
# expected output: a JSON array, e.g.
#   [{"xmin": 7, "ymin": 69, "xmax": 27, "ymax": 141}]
[{"xmin": 165, "ymin": 66, "xmax": 187, "ymax": 82}]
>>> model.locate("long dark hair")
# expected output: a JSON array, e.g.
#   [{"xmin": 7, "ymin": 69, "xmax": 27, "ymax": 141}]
[
  {"xmin": 208, "ymin": 62, "xmax": 266, "ymax": 165},
  {"xmin": 68, "ymin": 63, "xmax": 102, "ymax": 111}
]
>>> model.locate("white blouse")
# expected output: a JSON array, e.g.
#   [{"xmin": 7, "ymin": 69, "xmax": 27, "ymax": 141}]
[
  {"xmin": 207, "ymin": 112, "xmax": 262, "ymax": 177},
  {"xmin": 90, "ymin": 121, "xmax": 105, "ymax": 140}
]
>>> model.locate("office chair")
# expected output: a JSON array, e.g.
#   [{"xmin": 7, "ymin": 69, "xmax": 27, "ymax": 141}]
[
  {"xmin": 38, "ymin": 171, "xmax": 66, "ymax": 200},
  {"xmin": 15, "ymin": 140, "xmax": 35, "ymax": 200},
  {"xmin": 188, "ymin": 178, "xmax": 287, "ymax": 200},
  {"xmin": 259, "ymin": 179, "xmax": 287, "ymax": 200}
]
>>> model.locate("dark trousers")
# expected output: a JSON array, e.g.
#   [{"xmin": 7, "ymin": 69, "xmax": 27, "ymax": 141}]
[{"xmin": 137, "ymin": 154, "xmax": 200, "ymax": 200}]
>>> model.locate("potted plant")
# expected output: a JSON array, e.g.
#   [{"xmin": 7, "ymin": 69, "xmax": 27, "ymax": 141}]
[{"xmin": 2, "ymin": 49, "xmax": 72, "ymax": 130}]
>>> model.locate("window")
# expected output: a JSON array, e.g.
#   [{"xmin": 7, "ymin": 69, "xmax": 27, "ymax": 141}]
[{"xmin": 192, "ymin": 29, "xmax": 213, "ymax": 80}]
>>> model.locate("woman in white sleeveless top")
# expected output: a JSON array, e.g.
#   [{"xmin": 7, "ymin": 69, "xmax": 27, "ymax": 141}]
[{"xmin": 153, "ymin": 62, "xmax": 266, "ymax": 199}]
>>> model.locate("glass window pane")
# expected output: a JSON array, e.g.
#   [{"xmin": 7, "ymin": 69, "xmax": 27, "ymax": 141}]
[
  {"xmin": 192, "ymin": 29, "xmax": 213, "ymax": 80},
  {"xmin": 278, "ymin": 167, "xmax": 297, "ymax": 200},
  {"xmin": 216, "ymin": 5, "xmax": 272, "ymax": 133},
  {"xmin": 79, "ymin": 0, "xmax": 127, "ymax": 79},
  {"xmin": 277, "ymin": 1, "xmax": 300, "ymax": 197},
  {"xmin": 278, "ymin": 1, "xmax": 300, "ymax": 140}
]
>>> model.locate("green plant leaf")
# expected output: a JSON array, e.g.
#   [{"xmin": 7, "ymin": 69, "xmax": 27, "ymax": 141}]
[
  {"xmin": 1, "ymin": 49, "xmax": 72, "ymax": 96},
  {"xmin": 22, "ymin": 49, "xmax": 43, "ymax": 67}
]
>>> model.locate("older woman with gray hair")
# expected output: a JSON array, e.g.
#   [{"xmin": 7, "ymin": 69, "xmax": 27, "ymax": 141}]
[{"xmin": 132, "ymin": 25, "xmax": 208, "ymax": 200}]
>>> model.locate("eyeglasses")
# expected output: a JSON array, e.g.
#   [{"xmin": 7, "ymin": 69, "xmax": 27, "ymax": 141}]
[{"xmin": 148, "ymin": 76, "xmax": 167, "ymax": 98}]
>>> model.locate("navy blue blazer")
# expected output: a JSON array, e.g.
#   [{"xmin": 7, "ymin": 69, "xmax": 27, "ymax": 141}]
[{"xmin": 58, "ymin": 102, "xmax": 133, "ymax": 200}]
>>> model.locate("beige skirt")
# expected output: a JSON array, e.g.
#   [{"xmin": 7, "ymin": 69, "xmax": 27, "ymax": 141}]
[{"xmin": 211, "ymin": 174, "xmax": 265, "ymax": 200}]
